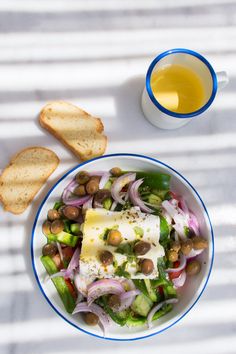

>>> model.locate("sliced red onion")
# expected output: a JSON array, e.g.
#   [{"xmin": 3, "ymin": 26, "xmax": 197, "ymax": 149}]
[
  {"xmin": 87, "ymin": 279, "xmax": 124, "ymax": 306},
  {"xmin": 82, "ymin": 196, "xmax": 93, "ymax": 212},
  {"xmin": 111, "ymin": 173, "xmax": 136, "ymax": 205},
  {"xmin": 76, "ymin": 292, "xmax": 84, "ymax": 304},
  {"xmin": 162, "ymin": 210, "xmax": 172, "ymax": 225},
  {"xmin": 113, "ymin": 289, "xmax": 141, "ymax": 312},
  {"xmin": 63, "ymin": 195, "xmax": 91, "ymax": 207},
  {"xmin": 64, "ymin": 178, "xmax": 78, "ymax": 194},
  {"xmin": 48, "ymin": 247, "xmax": 80, "ymax": 280},
  {"xmin": 110, "ymin": 200, "xmax": 118, "ymax": 211},
  {"xmin": 147, "ymin": 298, "xmax": 178, "ymax": 328},
  {"xmin": 179, "ymin": 197, "xmax": 189, "ymax": 215},
  {"xmin": 170, "ymin": 198, "xmax": 179, "ymax": 208},
  {"xmin": 186, "ymin": 248, "xmax": 203, "ymax": 259},
  {"xmin": 162, "ymin": 200, "xmax": 190, "ymax": 239},
  {"xmin": 129, "ymin": 179, "xmax": 154, "ymax": 213},
  {"xmin": 74, "ymin": 273, "xmax": 95, "ymax": 297},
  {"xmin": 189, "ymin": 212, "xmax": 200, "ymax": 236},
  {"xmin": 56, "ymin": 242, "xmax": 64, "ymax": 264},
  {"xmin": 173, "ymin": 223, "xmax": 187, "ymax": 240},
  {"xmin": 99, "ymin": 172, "xmax": 111, "ymax": 189},
  {"xmin": 62, "ymin": 177, "xmax": 91, "ymax": 206},
  {"xmin": 72, "ymin": 302, "xmax": 111, "ymax": 336},
  {"xmin": 64, "ymin": 247, "xmax": 80, "ymax": 277},
  {"xmin": 162, "ymin": 200, "xmax": 178, "ymax": 218},
  {"xmin": 166, "ymin": 254, "xmax": 186, "ymax": 273},
  {"xmin": 172, "ymin": 270, "xmax": 186, "ymax": 288}
]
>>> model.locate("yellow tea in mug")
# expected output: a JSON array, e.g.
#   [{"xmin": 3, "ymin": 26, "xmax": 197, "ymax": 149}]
[{"xmin": 150, "ymin": 64, "xmax": 206, "ymax": 114}]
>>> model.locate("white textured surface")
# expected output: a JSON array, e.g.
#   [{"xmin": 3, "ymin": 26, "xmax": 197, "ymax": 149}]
[{"xmin": 0, "ymin": 0, "xmax": 236, "ymax": 353}]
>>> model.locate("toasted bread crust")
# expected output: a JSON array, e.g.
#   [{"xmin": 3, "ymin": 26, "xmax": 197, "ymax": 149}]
[
  {"xmin": 39, "ymin": 101, "xmax": 107, "ymax": 161},
  {"xmin": 0, "ymin": 146, "xmax": 59, "ymax": 214}
]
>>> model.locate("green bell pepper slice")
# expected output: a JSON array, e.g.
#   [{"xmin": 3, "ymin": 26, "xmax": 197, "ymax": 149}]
[{"xmin": 127, "ymin": 171, "xmax": 171, "ymax": 191}]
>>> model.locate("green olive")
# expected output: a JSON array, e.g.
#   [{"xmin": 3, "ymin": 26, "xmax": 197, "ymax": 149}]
[
  {"xmin": 170, "ymin": 240, "xmax": 181, "ymax": 253},
  {"xmin": 186, "ymin": 260, "xmax": 201, "ymax": 275},
  {"xmin": 74, "ymin": 185, "xmax": 86, "ymax": 197},
  {"xmin": 100, "ymin": 250, "xmax": 113, "ymax": 266},
  {"xmin": 134, "ymin": 241, "xmax": 151, "ymax": 256},
  {"xmin": 110, "ymin": 167, "xmax": 122, "ymax": 177},
  {"xmin": 63, "ymin": 205, "xmax": 80, "ymax": 220},
  {"xmin": 50, "ymin": 219, "xmax": 64, "ymax": 234},
  {"xmin": 108, "ymin": 294, "xmax": 121, "ymax": 310},
  {"xmin": 42, "ymin": 220, "xmax": 51, "ymax": 236},
  {"xmin": 86, "ymin": 179, "xmax": 99, "ymax": 195},
  {"xmin": 167, "ymin": 249, "xmax": 178, "ymax": 262},
  {"xmin": 140, "ymin": 258, "xmax": 154, "ymax": 275},
  {"xmin": 75, "ymin": 171, "xmax": 90, "ymax": 184},
  {"xmin": 83, "ymin": 312, "xmax": 99, "ymax": 326},
  {"xmin": 107, "ymin": 230, "xmax": 122, "ymax": 246},
  {"xmin": 192, "ymin": 236, "xmax": 208, "ymax": 250},
  {"xmin": 42, "ymin": 243, "xmax": 58, "ymax": 257},
  {"xmin": 47, "ymin": 209, "xmax": 60, "ymax": 221},
  {"xmin": 181, "ymin": 239, "xmax": 193, "ymax": 256}
]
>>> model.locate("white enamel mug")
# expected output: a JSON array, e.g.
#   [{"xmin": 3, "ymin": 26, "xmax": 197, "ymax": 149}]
[{"xmin": 141, "ymin": 48, "xmax": 229, "ymax": 130}]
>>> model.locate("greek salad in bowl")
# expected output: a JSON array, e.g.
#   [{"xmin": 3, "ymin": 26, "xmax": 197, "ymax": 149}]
[{"xmin": 40, "ymin": 167, "xmax": 208, "ymax": 336}]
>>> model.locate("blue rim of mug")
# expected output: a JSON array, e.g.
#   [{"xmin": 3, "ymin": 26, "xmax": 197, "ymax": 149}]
[
  {"xmin": 146, "ymin": 48, "xmax": 218, "ymax": 119},
  {"xmin": 31, "ymin": 153, "xmax": 214, "ymax": 341}
]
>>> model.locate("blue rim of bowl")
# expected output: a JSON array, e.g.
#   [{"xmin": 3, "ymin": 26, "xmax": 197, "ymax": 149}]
[
  {"xmin": 146, "ymin": 48, "xmax": 218, "ymax": 118},
  {"xmin": 31, "ymin": 153, "xmax": 214, "ymax": 341}
]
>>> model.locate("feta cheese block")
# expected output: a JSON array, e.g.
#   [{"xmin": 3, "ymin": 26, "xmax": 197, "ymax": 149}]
[{"xmin": 80, "ymin": 207, "xmax": 165, "ymax": 279}]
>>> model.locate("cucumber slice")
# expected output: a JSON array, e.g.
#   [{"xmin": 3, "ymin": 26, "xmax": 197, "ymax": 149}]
[{"xmin": 131, "ymin": 293, "xmax": 153, "ymax": 317}]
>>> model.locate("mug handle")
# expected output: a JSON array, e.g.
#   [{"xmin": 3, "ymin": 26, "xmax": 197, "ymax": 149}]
[{"xmin": 216, "ymin": 71, "xmax": 229, "ymax": 91}]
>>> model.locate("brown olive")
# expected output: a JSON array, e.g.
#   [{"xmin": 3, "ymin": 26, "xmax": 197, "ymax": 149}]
[
  {"xmin": 100, "ymin": 250, "xmax": 113, "ymax": 266},
  {"xmin": 181, "ymin": 239, "xmax": 193, "ymax": 256},
  {"xmin": 42, "ymin": 220, "xmax": 52, "ymax": 236},
  {"xmin": 90, "ymin": 176, "xmax": 101, "ymax": 183},
  {"xmin": 63, "ymin": 205, "xmax": 80, "ymax": 220},
  {"xmin": 170, "ymin": 240, "xmax": 181, "ymax": 253},
  {"xmin": 50, "ymin": 219, "xmax": 64, "ymax": 234},
  {"xmin": 108, "ymin": 294, "xmax": 121, "ymax": 310},
  {"xmin": 83, "ymin": 312, "xmax": 99, "ymax": 326},
  {"xmin": 75, "ymin": 171, "xmax": 90, "ymax": 185},
  {"xmin": 134, "ymin": 241, "xmax": 151, "ymax": 256},
  {"xmin": 94, "ymin": 189, "xmax": 111, "ymax": 203},
  {"xmin": 110, "ymin": 167, "xmax": 122, "ymax": 177},
  {"xmin": 186, "ymin": 260, "xmax": 201, "ymax": 275},
  {"xmin": 167, "ymin": 250, "xmax": 178, "ymax": 262},
  {"xmin": 107, "ymin": 230, "xmax": 122, "ymax": 246},
  {"xmin": 74, "ymin": 185, "xmax": 86, "ymax": 197},
  {"xmin": 42, "ymin": 243, "xmax": 58, "ymax": 257},
  {"xmin": 86, "ymin": 179, "xmax": 99, "ymax": 195},
  {"xmin": 47, "ymin": 209, "xmax": 60, "ymax": 221},
  {"xmin": 192, "ymin": 236, "xmax": 208, "ymax": 250},
  {"xmin": 140, "ymin": 258, "xmax": 154, "ymax": 275}
]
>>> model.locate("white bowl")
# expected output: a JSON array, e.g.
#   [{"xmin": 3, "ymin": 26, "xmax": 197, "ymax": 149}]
[{"xmin": 31, "ymin": 153, "xmax": 214, "ymax": 341}]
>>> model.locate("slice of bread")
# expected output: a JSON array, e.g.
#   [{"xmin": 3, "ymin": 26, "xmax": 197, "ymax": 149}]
[
  {"xmin": 0, "ymin": 147, "xmax": 59, "ymax": 214},
  {"xmin": 39, "ymin": 101, "xmax": 107, "ymax": 161}
]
